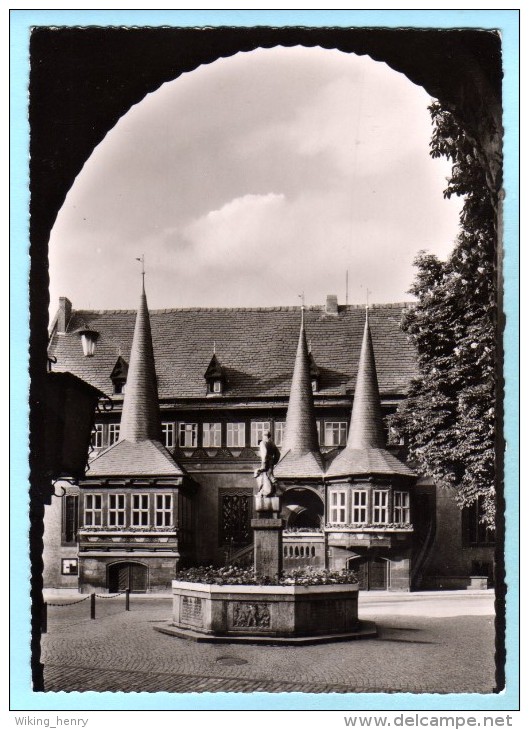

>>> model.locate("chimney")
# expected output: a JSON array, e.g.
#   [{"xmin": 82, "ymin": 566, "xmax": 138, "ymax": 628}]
[
  {"xmin": 325, "ymin": 294, "xmax": 338, "ymax": 315},
  {"xmin": 57, "ymin": 297, "xmax": 72, "ymax": 332}
]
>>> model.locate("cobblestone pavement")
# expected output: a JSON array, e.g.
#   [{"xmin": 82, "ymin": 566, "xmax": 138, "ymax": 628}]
[{"xmin": 41, "ymin": 592, "xmax": 496, "ymax": 694}]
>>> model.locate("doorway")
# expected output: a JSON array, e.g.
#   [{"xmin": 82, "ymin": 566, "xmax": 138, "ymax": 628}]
[
  {"xmin": 108, "ymin": 561, "xmax": 148, "ymax": 593},
  {"xmin": 347, "ymin": 554, "xmax": 389, "ymax": 590}
]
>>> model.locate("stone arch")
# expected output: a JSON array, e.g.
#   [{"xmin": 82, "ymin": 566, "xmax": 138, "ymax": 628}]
[{"xmin": 283, "ymin": 486, "xmax": 324, "ymax": 529}]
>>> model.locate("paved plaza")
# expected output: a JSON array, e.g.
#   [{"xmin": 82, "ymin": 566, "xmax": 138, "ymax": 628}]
[{"xmin": 41, "ymin": 590, "xmax": 496, "ymax": 694}]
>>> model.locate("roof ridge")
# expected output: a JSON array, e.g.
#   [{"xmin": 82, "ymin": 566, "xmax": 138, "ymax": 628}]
[{"xmin": 70, "ymin": 301, "xmax": 415, "ymax": 316}]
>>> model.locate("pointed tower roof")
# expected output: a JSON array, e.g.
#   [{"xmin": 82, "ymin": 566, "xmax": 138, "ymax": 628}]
[
  {"xmin": 275, "ymin": 311, "xmax": 323, "ymax": 478},
  {"xmin": 119, "ymin": 280, "xmax": 162, "ymax": 443},
  {"xmin": 204, "ymin": 352, "xmax": 225, "ymax": 380},
  {"xmin": 87, "ymin": 277, "xmax": 185, "ymax": 479},
  {"xmin": 326, "ymin": 310, "xmax": 414, "ymax": 478}
]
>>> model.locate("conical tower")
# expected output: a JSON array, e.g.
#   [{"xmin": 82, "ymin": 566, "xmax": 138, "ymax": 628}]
[
  {"xmin": 275, "ymin": 310, "xmax": 323, "ymax": 478},
  {"xmin": 326, "ymin": 309, "xmax": 414, "ymax": 478},
  {"xmin": 87, "ymin": 278, "xmax": 184, "ymax": 478},
  {"xmin": 119, "ymin": 279, "xmax": 162, "ymax": 442}
]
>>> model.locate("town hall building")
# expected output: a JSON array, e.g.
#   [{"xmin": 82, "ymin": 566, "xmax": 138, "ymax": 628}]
[{"xmin": 43, "ymin": 284, "xmax": 495, "ymax": 593}]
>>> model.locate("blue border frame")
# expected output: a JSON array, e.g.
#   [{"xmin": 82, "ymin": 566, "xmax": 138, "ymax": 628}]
[{"xmin": 10, "ymin": 8, "xmax": 519, "ymax": 711}]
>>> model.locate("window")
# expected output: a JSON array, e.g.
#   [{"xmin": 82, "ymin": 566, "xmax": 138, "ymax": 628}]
[
  {"xmin": 394, "ymin": 491, "xmax": 410, "ymax": 523},
  {"xmin": 227, "ymin": 423, "xmax": 245, "ymax": 448},
  {"xmin": 132, "ymin": 494, "xmax": 150, "ymax": 526},
  {"xmin": 330, "ymin": 490, "xmax": 347, "ymax": 524},
  {"xmin": 84, "ymin": 494, "xmax": 102, "ymax": 526},
  {"xmin": 316, "ymin": 420, "xmax": 321, "ymax": 443},
  {"xmin": 113, "ymin": 381, "xmax": 126, "ymax": 395},
  {"xmin": 61, "ymin": 559, "xmax": 78, "ymax": 576},
  {"xmin": 311, "ymin": 379, "xmax": 318, "ymax": 392},
  {"xmin": 178, "ymin": 423, "xmax": 198, "ymax": 448},
  {"xmin": 161, "ymin": 422, "xmax": 175, "ymax": 448},
  {"xmin": 251, "ymin": 421, "xmax": 271, "ymax": 447},
  {"xmin": 274, "ymin": 421, "xmax": 286, "ymax": 447},
  {"xmin": 62, "ymin": 494, "xmax": 79, "ymax": 543},
  {"xmin": 213, "ymin": 380, "xmax": 222, "ymax": 394},
  {"xmin": 203, "ymin": 423, "xmax": 222, "ymax": 448},
  {"xmin": 108, "ymin": 424, "xmax": 120, "ymax": 445},
  {"xmin": 91, "ymin": 424, "xmax": 103, "ymax": 448},
  {"xmin": 324, "ymin": 421, "xmax": 348, "ymax": 447},
  {"xmin": 155, "ymin": 494, "xmax": 173, "ymax": 527},
  {"xmin": 108, "ymin": 494, "xmax": 126, "ymax": 527},
  {"xmin": 352, "ymin": 490, "xmax": 368, "ymax": 523},
  {"xmin": 464, "ymin": 497, "xmax": 495, "ymax": 546},
  {"xmin": 373, "ymin": 490, "xmax": 389, "ymax": 523}
]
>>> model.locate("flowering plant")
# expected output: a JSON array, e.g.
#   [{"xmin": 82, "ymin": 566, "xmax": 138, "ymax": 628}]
[{"xmin": 174, "ymin": 565, "xmax": 358, "ymax": 586}]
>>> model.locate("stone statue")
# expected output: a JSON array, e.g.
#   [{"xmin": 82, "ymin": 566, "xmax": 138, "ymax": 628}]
[{"xmin": 254, "ymin": 431, "xmax": 280, "ymax": 497}]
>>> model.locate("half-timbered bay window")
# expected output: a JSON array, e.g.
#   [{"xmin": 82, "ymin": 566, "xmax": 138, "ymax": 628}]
[
  {"xmin": 155, "ymin": 494, "xmax": 173, "ymax": 527},
  {"xmin": 108, "ymin": 494, "xmax": 126, "ymax": 527},
  {"xmin": 178, "ymin": 423, "xmax": 198, "ymax": 448},
  {"xmin": 108, "ymin": 423, "xmax": 120, "ymax": 445},
  {"xmin": 373, "ymin": 490, "xmax": 389, "ymax": 523},
  {"xmin": 161, "ymin": 422, "xmax": 175, "ymax": 448},
  {"xmin": 394, "ymin": 491, "xmax": 410, "ymax": 523},
  {"xmin": 329, "ymin": 490, "xmax": 347, "ymax": 524},
  {"xmin": 203, "ymin": 423, "xmax": 222, "ymax": 448},
  {"xmin": 227, "ymin": 423, "xmax": 245, "ymax": 448},
  {"xmin": 132, "ymin": 494, "xmax": 150, "ymax": 526},
  {"xmin": 351, "ymin": 490, "xmax": 368, "ymax": 523},
  {"xmin": 84, "ymin": 494, "xmax": 102, "ymax": 526},
  {"xmin": 324, "ymin": 421, "xmax": 347, "ymax": 447},
  {"xmin": 251, "ymin": 421, "xmax": 271, "ymax": 447}
]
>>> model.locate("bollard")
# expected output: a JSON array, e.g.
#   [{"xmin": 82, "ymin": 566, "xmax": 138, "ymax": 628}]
[
  {"xmin": 125, "ymin": 589, "xmax": 130, "ymax": 611},
  {"xmin": 41, "ymin": 602, "xmax": 48, "ymax": 635},
  {"xmin": 90, "ymin": 592, "xmax": 96, "ymax": 620}
]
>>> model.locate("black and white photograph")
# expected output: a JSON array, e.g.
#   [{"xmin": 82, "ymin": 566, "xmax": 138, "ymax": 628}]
[{"xmin": 15, "ymin": 10, "xmax": 519, "ymax": 713}]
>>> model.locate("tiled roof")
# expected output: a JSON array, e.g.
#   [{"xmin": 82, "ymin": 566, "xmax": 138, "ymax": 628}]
[
  {"xmin": 48, "ymin": 302, "xmax": 416, "ymax": 401},
  {"xmin": 325, "ymin": 447, "xmax": 415, "ymax": 478},
  {"xmin": 275, "ymin": 449, "xmax": 324, "ymax": 479},
  {"xmin": 119, "ymin": 284, "xmax": 163, "ymax": 442},
  {"xmin": 86, "ymin": 439, "xmax": 186, "ymax": 478}
]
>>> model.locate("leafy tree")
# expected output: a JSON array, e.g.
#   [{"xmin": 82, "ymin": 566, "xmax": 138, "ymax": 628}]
[{"xmin": 391, "ymin": 102, "xmax": 497, "ymax": 526}]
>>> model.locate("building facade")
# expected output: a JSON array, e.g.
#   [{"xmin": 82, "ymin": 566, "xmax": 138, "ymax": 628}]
[{"xmin": 43, "ymin": 290, "xmax": 495, "ymax": 593}]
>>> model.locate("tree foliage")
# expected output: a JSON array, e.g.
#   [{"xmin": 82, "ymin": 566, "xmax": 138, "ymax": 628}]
[{"xmin": 391, "ymin": 102, "xmax": 497, "ymax": 525}]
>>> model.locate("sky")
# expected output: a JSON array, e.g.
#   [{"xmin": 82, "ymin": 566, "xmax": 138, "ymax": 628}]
[{"xmin": 48, "ymin": 45, "xmax": 462, "ymax": 314}]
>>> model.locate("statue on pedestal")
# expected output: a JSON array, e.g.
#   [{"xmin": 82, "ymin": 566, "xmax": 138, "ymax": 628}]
[{"xmin": 254, "ymin": 431, "xmax": 280, "ymax": 497}]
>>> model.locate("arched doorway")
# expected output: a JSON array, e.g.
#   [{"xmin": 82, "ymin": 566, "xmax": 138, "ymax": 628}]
[
  {"xmin": 108, "ymin": 561, "xmax": 148, "ymax": 593},
  {"xmin": 347, "ymin": 553, "xmax": 389, "ymax": 591},
  {"xmin": 283, "ymin": 487, "xmax": 324, "ymax": 529}
]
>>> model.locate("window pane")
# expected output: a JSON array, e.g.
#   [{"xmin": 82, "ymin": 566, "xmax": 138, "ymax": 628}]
[
  {"xmin": 203, "ymin": 423, "xmax": 222, "ymax": 448},
  {"xmin": 250, "ymin": 422, "xmax": 271, "ymax": 447},
  {"xmin": 227, "ymin": 423, "xmax": 245, "ymax": 447}
]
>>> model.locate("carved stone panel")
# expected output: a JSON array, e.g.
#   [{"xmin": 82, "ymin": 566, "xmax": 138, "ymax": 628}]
[{"xmin": 229, "ymin": 602, "xmax": 271, "ymax": 630}]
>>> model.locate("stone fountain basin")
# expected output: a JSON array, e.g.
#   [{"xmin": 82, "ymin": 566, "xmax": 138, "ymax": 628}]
[{"xmin": 155, "ymin": 580, "xmax": 376, "ymax": 644}]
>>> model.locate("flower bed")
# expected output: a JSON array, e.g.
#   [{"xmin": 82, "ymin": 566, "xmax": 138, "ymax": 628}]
[{"xmin": 174, "ymin": 565, "xmax": 358, "ymax": 586}]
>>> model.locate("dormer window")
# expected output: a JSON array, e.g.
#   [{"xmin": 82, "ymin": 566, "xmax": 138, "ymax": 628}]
[
  {"xmin": 308, "ymin": 348, "xmax": 320, "ymax": 393},
  {"xmin": 109, "ymin": 355, "xmax": 128, "ymax": 396},
  {"xmin": 204, "ymin": 352, "xmax": 226, "ymax": 396}
]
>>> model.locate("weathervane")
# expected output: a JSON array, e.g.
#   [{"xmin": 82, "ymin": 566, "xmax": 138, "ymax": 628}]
[
  {"xmin": 298, "ymin": 291, "xmax": 305, "ymax": 326},
  {"xmin": 136, "ymin": 254, "xmax": 145, "ymax": 286}
]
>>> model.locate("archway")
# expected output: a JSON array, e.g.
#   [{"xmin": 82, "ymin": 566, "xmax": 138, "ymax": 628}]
[
  {"xmin": 283, "ymin": 487, "xmax": 324, "ymax": 529},
  {"xmin": 108, "ymin": 561, "xmax": 149, "ymax": 593},
  {"xmin": 347, "ymin": 552, "xmax": 389, "ymax": 591}
]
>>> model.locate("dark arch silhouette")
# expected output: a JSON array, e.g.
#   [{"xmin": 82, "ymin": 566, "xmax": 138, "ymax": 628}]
[{"xmin": 28, "ymin": 26, "xmax": 504, "ymax": 690}]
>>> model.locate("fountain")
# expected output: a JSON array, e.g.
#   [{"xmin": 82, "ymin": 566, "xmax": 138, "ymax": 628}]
[{"xmin": 157, "ymin": 489, "xmax": 376, "ymax": 645}]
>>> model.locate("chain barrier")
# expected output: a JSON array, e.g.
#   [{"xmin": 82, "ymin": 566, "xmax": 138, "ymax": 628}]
[
  {"xmin": 45, "ymin": 595, "xmax": 91, "ymax": 607},
  {"xmin": 95, "ymin": 591, "xmax": 126, "ymax": 599}
]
